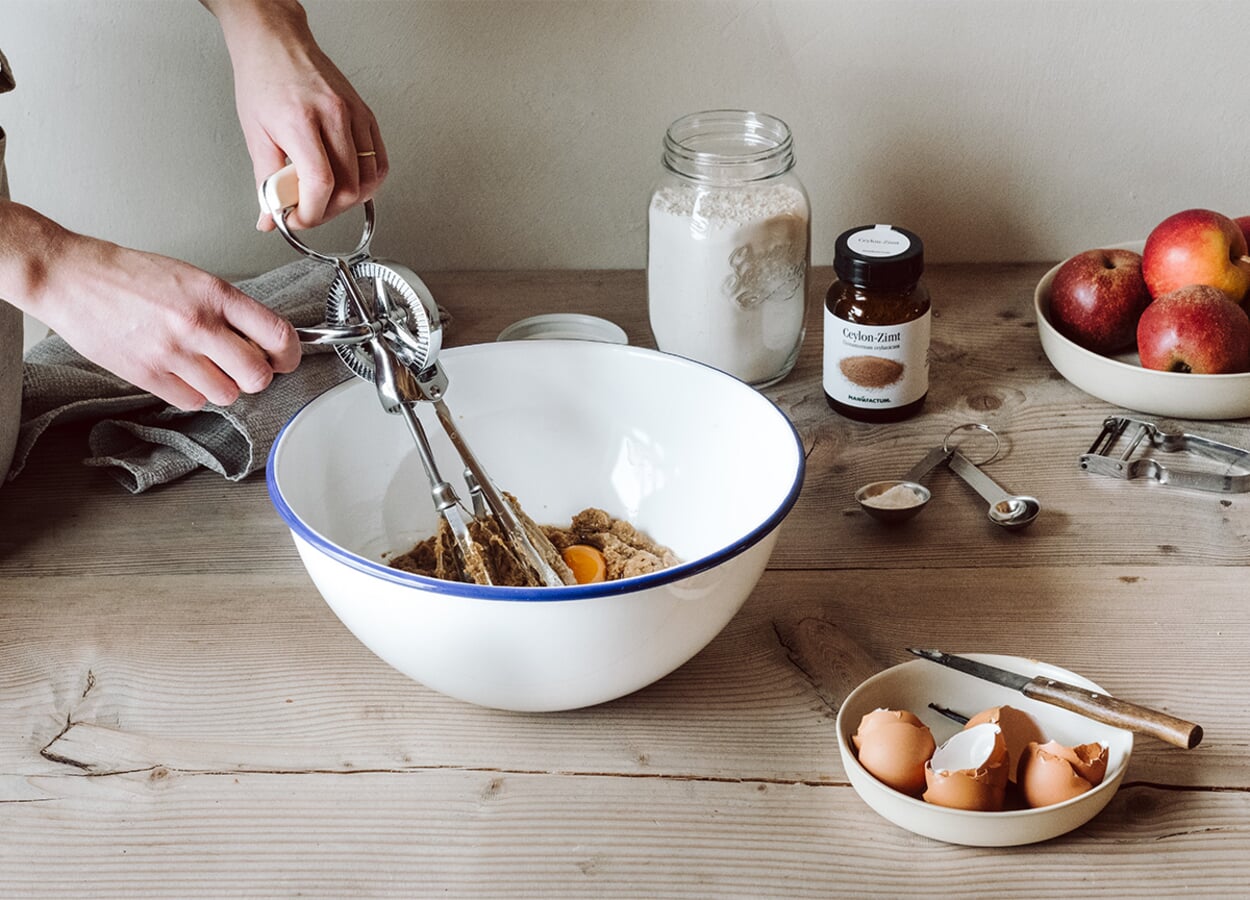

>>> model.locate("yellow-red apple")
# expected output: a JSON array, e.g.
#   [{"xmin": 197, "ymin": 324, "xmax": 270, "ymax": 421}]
[
  {"xmin": 1049, "ymin": 248, "xmax": 1152, "ymax": 354},
  {"xmin": 1141, "ymin": 208, "xmax": 1250, "ymax": 304},
  {"xmin": 1136, "ymin": 284, "xmax": 1250, "ymax": 374}
]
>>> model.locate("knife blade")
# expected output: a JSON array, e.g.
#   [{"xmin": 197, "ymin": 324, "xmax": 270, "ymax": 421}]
[{"xmin": 907, "ymin": 648, "xmax": 1203, "ymax": 749}]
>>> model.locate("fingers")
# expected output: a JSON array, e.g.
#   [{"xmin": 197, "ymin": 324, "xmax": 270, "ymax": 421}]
[
  {"xmin": 167, "ymin": 358, "xmax": 239, "ymax": 410},
  {"xmin": 251, "ymin": 140, "xmax": 289, "ymax": 233},
  {"xmin": 258, "ymin": 105, "xmax": 388, "ymax": 231},
  {"xmin": 137, "ymin": 281, "xmax": 301, "ymax": 410},
  {"xmin": 146, "ymin": 375, "xmax": 210, "ymax": 413},
  {"xmin": 221, "ymin": 4, "xmax": 387, "ymax": 234},
  {"xmin": 37, "ymin": 235, "xmax": 302, "ymax": 412},
  {"xmin": 140, "ymin": 333, "xmax": 293, "ymax": 412},
  {"xmin": 188, "ymin": 341, "xmax": 269, "ymax": 403},
  {"xmin": 357, "ymin": 119, "xmax": 388, "ymax": 200},
  {"xmin": 181, "ymin": 284, "xmax": 300, "ymax": 405},
  {"xmin": 370, "ymin": 122, "xmax": 389, "ymax": 181},
  {"xmin": 285, "ymin": 140, "xmax": 336, "ymax": 231},
  {"xmin": 152, "ymin": 332, "xmax": 294, "ymax": 412},
  {"xmin": 222, "ymin": 295, "xmax": 301, "ymax": 374}
]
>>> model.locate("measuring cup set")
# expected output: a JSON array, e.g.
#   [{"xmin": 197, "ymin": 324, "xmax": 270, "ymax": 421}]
[{"xmin": 856, "ymin": 423, "xmax": 1041, "ymax": 530}]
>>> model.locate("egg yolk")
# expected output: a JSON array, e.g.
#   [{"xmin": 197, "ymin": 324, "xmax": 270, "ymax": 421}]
[{"xmin": 562, "ymin": 544, "xmax": 607, "ymax": 584}]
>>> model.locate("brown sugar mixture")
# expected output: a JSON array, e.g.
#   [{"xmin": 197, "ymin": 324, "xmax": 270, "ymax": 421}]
[{"xmin": 386, "ymin": 504, "xmax": 680, "ymax": 587}]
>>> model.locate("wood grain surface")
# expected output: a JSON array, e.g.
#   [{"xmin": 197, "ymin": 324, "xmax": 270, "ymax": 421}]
[{"xmin": 2, "ymin": 265, "xmax": 1247, "ymax": 897}]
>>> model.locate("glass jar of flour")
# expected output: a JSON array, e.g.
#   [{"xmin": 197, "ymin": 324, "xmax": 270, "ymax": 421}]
[{"xmin": 647, "ymin": 110, "xmax": 811, "ymax": 387}]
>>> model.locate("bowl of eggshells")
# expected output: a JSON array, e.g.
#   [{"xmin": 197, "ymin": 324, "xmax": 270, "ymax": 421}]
[{"xmin": 835, "ymin": 653, "xmax": 1134, "ymax": 846}]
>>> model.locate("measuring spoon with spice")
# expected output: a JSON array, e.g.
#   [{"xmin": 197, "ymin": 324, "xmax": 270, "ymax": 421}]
[{"xmin": 855, "ymin": 445, "xmax": 952, "ymax": 524}]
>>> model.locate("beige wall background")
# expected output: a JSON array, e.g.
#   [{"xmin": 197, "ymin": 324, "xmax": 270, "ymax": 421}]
[{"xmin": 2, "ymin": 0, "xmax": 1247, "ymax": 292}]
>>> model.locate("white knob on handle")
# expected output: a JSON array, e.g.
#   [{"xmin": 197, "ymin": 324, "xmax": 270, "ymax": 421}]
[{"xmin": 258, "ymin": 164, "xmax": 300, "ymax": 216}]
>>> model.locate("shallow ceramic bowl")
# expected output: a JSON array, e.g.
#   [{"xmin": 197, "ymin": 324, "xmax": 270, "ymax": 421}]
[
  {"xmin": 268, "ymin": 340, "xmax": 804, "ymax": 711},
  {"xmin": 1035, "ymin": 240, "xmax": 1250, "ymax": 420},
  {"xmin": 836, "ymin": 653, "xmax": 1133, "ymax": 846}
]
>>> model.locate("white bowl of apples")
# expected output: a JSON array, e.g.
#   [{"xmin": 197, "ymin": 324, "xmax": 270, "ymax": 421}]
[{"xmin": 1035, "ymin": 209, "xmax": 1250, "ymax": 420}]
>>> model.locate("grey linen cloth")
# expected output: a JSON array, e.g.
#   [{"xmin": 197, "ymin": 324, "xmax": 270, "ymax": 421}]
[{"xmin": 8, "ymin": 259, "xmax": 353, "ymax": 493}]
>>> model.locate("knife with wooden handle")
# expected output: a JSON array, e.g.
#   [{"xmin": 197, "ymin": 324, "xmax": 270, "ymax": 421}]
[{"xmin": 907, "ymin": 649, "xmax": 1203, "ymax": 749}]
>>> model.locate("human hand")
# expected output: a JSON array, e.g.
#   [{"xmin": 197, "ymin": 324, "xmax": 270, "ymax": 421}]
[
  {"xmin": 10, "ymin": 207, "xmax": 300, "ymax": 410},
  {"xmin": 204, "ymin": 0, "xmax": 388, "ymax": 231}
]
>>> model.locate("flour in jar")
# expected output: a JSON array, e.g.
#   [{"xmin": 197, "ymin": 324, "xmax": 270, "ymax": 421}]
[{"xmin": 647, "ymin": 182, "xmax": 809, "ymax": 385}]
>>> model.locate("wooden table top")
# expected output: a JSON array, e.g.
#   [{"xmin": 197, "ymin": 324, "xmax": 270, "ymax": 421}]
[{"xmin": 2, "ymin": 264, "xmax": 1247, "ymax": 897}]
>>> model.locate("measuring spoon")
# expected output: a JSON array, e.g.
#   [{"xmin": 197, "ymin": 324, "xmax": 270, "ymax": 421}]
[
  {"xmin": 856, "ymin": 445, "xmax": 953, "ymax": 524},
  {"xmin": 947, "ymin": 450, "xmax": 1041, "ymax": 530}
]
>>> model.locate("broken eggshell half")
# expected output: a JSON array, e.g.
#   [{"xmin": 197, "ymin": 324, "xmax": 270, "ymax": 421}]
[
  {"xmin": 852, "ymin": 708, "xmax": 937, "ymax": 797},
  {"xmin": 922, "ymin": 722, "xmax": 1010, "ymax": 811},
  {"xmin": 1018, "ymin": 739, "xmax": 1110, "ymax": 809},
  {"xmin": 964, "ymin": 704, "xmax": 1047, "ymax": 783}
]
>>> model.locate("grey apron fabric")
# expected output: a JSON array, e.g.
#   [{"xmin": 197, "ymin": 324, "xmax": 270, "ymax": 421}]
[
  {"xmin": 10, "ymin": 259, "xmax": 353, "ymax": 493},
  {"xmin": 1, "ymin": 46, "xmax": 22, "ymax": 488}
]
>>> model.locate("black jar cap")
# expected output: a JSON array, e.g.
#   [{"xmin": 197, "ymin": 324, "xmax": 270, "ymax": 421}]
[{"xmin": 834, "ymin": 224, "xmax": 925, "ymax": 289}]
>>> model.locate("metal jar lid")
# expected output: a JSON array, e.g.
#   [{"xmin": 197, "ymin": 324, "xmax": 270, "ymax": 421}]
[{"xmin": 496, "ymin": 313, "xmax": 628, "ymax": 344}]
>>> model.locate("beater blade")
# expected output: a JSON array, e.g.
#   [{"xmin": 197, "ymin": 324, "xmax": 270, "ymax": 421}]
[{"xmin": 263, "ymin": 164, "xmax": 572, "ymax": 587}]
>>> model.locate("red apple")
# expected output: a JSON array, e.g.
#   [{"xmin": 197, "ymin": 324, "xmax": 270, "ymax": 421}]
[
  {"xmin": 1236, "ymin": 216, "xmax": 1250, "ymax": 252},
  {"xmin": 1136, "ymin": 284, "xmax": 1250, "ymax": 374},
  {"xmin": 1048, "ymin": 248, "xmax": 1151, "ymax": 354},
  {"xmin": 1141, "ymin": 208, "xmax": 1250, "ymax": 304}
]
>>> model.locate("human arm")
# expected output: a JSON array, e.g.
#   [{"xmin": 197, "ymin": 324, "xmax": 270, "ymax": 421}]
[
  {"xmin": 0, "ymin": 199, "xmax": 300, "ymax": 410},
  {"xmin": 200, "ymin": 0, "xmax": 388, "ymax": 231}
]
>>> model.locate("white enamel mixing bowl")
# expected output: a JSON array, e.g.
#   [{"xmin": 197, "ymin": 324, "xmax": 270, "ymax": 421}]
[{"xmin": 267, "ymin": 340, "xmax": 805, "ymax": 711}]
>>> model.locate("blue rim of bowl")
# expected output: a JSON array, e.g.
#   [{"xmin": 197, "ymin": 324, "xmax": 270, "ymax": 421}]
[{"xmin": 265, "ymin": 345, "xmax": 807, "ymax": 603}]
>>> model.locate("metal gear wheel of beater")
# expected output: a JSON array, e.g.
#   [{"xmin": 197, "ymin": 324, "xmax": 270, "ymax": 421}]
[{"xmin": 326, "ymin": 259, "xmax": 443, "ymax": 382}]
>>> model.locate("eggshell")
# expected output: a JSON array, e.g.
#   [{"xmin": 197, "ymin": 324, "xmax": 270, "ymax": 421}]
[
  {"xmin": 852, "ymin": 708, "xmax": 936, "ymax": 796},
  {"xmin": 1018, "ymin": 740, "xmax": 1107, "ymax": 808},
  {"xmin": 1044, "ymin": 740, "xmax": 1109, "ymax": 787},
  {"xmin": 964, "ymin": 705, "xmax": 1046, "ymax": 783},
  {"xmin": 922, "ymin": 723, "xmax": 1010, "ymax": 811}
]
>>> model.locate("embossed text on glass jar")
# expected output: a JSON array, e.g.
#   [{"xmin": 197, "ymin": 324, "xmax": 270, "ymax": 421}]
[{"xmin": 646, "ymin": 110, "xmax": 811, "ymax": 388}]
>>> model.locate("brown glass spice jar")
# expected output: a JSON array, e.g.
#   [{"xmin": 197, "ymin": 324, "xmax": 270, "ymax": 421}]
[{"xmin": 823, "ymin": 224, "xmax": 931, "ymax": 422}]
